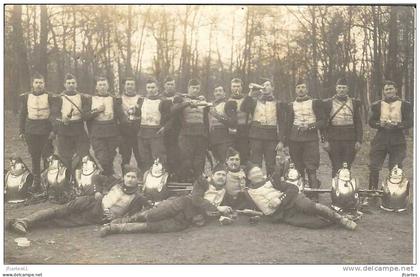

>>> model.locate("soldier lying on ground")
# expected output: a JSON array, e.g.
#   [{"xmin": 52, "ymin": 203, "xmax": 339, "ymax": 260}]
[
  {"xmin": 242, "ymin": 162, "xmax": 357, "ymax": 230},
  {"xmin": 99, "ymin": 163, "xmax": 235, "ymax": 237},
  {"xmin": 7, "ymin": 166, "xmax": 148, "ymax": 234}
]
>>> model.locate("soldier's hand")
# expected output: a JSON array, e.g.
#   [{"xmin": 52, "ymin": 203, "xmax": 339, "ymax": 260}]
[
  {"xmin": 96, "ymin": 104, "xmax": 106, "ymax": 113},
  {"xmin": 217, "ymin": 206, "xmax": 233, "ymax": 215},
  {"xmin": 18, "ymin": 133, "xmax": 24, "ymax": 140},
  {"xmin": 209, "ymin": 107, "xmax": 216, "ymax": 116},
  {"xmin": 275, "ymin": 142, "xmax": 284, "ymax": 152},
  {"xmin": 189, "ymin": 100, "xmax": 199, "ymax": 108},
  {"xmin": 354, "ymin": 141, "xmax": 362, "ymax": 153},
  {"xmin": 322, "ymin": 141, "xmax": 331, "ymax": 152},
  {"xmin": 48, "ymin": 131, "xmax": 56, "ymax": 140},
  {"xmin": 62, "ymin": 116, "xmax": 70, "ymax": 125},
  {"xmin": 197, "ymin": 95, "xmax": 206, "ymax": 102},
  {"xmin": 268, "ymin": 197, "xmax": 282, "ymax": 208},
  {"xmin": 94, "ymin": 192, "xmax": 103, "ymax": 200},
  {"xmin": 103, "ymin": 209, "xmax": 114, "ymax": 221},
  {"xmin": 156, "ymin": 127, "xmax": 165, "ymax": 135}
]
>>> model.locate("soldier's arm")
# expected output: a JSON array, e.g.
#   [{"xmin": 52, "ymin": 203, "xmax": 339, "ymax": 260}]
[
  {"xmin": 311, "ymin": 99, "xmax": 327, "ymax": 130},
  {"xmin": 126, "ymin": 193, "xmax": 150, "ymax": 216},
  {"xmin": 170, "ymin": 95, "xmax": 190, "ymax": 114},
  {"xmin": 240, "ymin": 95, "xmax": 257, "ymax": 114},
  {"xmin": 18, "ymin": 94, "xmax": 28, "ymax": 135},
  {"xmin": 368, "ymin": 102, "xmax": 382, "ymax": 129},
  {"xmin": 319, "ymin": 99, "xmax": 331, "ymax": 142},
  {"xmin": 80, "ymin": 94, "xmax": 91, "ymax": 121},
  {"xmin": 224, "ymin": 100, "xmax": 238, "ymax": 129},
  {"xmin": 159, "ymin": 99, "xmax": 172, "ymax": 128},
  {"xmin": 353, "ymin": 99, "xmax": 363, "ymax": 143},
  {"xmin": 49, "ymin": 95, "xmax": 61, "ymax": 133},
  {"xmin": 112, "ymin": 97, "xmax": 122, "ymax": 122},
  {"xmin": 239, "ymin": 190, "xmax": 260, "ymax": 211},
  {"xmin": 211, "ymin": 107, "xmax": 235, "ymax": 128},
  {"xmin": 83, "ymin": 96, "xmax": 102, "ymax": 120},
  {"xmin": 204, "ymin": 105, "xmax": 210, "ymax": 133},
  {"xmin": 271, "ymin": 172, "xmax": 299, "ymax": 209},
  {"xmin": 191, "ymin": 176, "xmax": 220, "ymax": 214},
  {"xmin": 114, "ymin": 97, "xmax": 126, "ymax": 124},
  {"xmin": 277, "ymin": 102, "xmax": 288, "ymax": 145},
  {"xmin": 398, "ymin": 101, "xmax": 413, "ymax": 130}
]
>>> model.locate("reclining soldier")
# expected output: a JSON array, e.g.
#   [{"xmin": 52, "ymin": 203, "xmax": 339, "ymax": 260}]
[
  {"xmin": 8, "ymin": 166, "xmax": 147, "ymax": 234},
  {"xmin": 242, "ymin": 162, "xmax": 357, "ymax": 230},
  {"xmin": 99, "ymin": 163, "xmax": 235, "ymax": 236}
]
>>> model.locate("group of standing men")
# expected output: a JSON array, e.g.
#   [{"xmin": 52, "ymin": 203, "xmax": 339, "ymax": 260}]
[{"xmin": 19, "ymin": 72, "xmax": 412, "ymax": 195}]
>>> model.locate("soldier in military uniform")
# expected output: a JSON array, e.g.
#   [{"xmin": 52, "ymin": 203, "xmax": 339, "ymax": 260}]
[
  {"xmin": 224, "ymin": 147, "xmax": 247, "ymax": 209},
  {"xmin": 243, "ymin": 162, "xmax": 357, "ymax": 230},
  {"xmin": 281, "ymin": 79, "xmax": 325, "ymax": 193},
  {"xmin": 85, "ymin": 77, "xmax": 121, "ymax": 177},
  {"xmin": 368, "ymin": 80, "xmax": 413, "ymax": 190},
  {"xmin": 242, "ymin": 80, "xmax": 284, "ymax": 176},
  {"xmin": 171, "ymin": 79, "xmax": 211, "ymax": 181},
  {"xmin": 225, "ymin": 78, "xmax": 250, "ymax": 165},
  {"xmin": 322, "ymin": 78, "xmax": 363, "ymax": 177},
  {"xmin": 209, "ymin": 85, "xmax": 235, "ymax": 163},
  {"xmin": 136, "ymin": 79, "xmax": 170, "ymax": 174},
  {"xmin": 18, "ymin": 73, "xmax": 55, "ymax": 192},
  {"xmin": 8, "ymin": 166, "xmax": 148, "ymax": 234},
  {"xmin": 116, "ymin": 77, "xmax": 141, "ymax": 170},
  {"xmin": 51, "ymin": 73, "xmax": 90, "ymax": 171},
  {"xmin": 100, "ymin": 163, "xmax": 235, "ymax": 236},
  {"xmin": 160, "ymin": 77, "xmax": 182, "ymax": 178}
]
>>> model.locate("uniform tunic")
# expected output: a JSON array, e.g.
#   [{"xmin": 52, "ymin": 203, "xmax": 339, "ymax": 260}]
[
  {"xmin": 51, "ymin": 92, "xmax": 90, "ymax": 169},
  {"xmin": 209, "ymin": 99, "xmax": 235, "ymax": 162},
  {"xmin": 19, "ymin": 92, "xmax": 55, "ymax": 181},
  {"xmin": 85, "ymin": 95, "xmax": 121, "ymax": 176},
  {"xmin": 241, "ymin": 95, "xmax": 283, "ymax": 176},
  {"xmin": 282, "ymin": 98, "xmax": 325, "ymax": 176},
  {"xmin": 368, "ymin": 98, "xmax": 413, "ymax": 189},
  {"xmin": 171, "ymin": 95, "xmax": 210, "ymax": 180},
  {"xmin": 322, "ymin": 96, "xmax": 363, "ymax": 176},
  {"xmin": 116, "ymin": 94, "xmax": 141, "ymax": 169},
  {"xmin": 225, "ymin": 96, "xmax": 251, "ymax": 164},
  {"xmin": 136, "ymin": 96, "xmax": 170, "ymax": 172}
]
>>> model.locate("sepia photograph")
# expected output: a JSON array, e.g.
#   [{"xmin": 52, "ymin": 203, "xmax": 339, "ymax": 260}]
[{"xmin": 2, "ymin": 2, "xmax": 416, "ymax": 273}]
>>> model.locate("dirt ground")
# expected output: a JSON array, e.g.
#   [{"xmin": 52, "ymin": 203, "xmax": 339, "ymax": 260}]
[{"xmin": 3, "ymin": 111, "xmax": 414, "ymax": 264}]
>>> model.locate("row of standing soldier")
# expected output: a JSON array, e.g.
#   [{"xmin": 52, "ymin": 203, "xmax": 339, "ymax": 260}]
[{"xmin": 18, "ymin": 73, "xmax": 413, "ymax": 198}]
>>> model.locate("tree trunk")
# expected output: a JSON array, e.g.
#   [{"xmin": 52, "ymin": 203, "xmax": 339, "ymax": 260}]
[
  {"xmin": 37, "ymin": 5, "xmax": 48, "ymax": 80},
  {"xmin": 126, "ymin": 6, "xmax": 133, "ymax": 76},
  {"xmin": 11, "ymin": 5, "xmax": 31, "ymax": 113},
  {"xmin": 385, "ymin": 6, "xmax": 399, "ymax": 90}
]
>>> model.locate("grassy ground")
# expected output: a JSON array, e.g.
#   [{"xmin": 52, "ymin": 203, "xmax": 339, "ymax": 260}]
[{"xmin": 3, "ymin": 111, "xmax": 414, "ymax": 264}]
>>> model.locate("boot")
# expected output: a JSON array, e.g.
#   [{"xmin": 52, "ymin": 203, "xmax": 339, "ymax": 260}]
[
  {"xmin": 9, "ymin": 219, "xmax": 29, "ymax": 234},
  {"xmin": 14, "ymin": 207, "xmax": 61, "ymax": 232},
  {"xmin": 314, "ymin": 203, "xmax": 357, "ymax": 230},
  {"xmin": 307, "ymin": 171, "xmax": 320, "ymax": 202},
  {"xmin": 368, "ymin": 170, "xmax": 379, "ymax": 190},
  {"xmin": 100, "ymin": 222, "xmax": 148, "ymax": 237}
]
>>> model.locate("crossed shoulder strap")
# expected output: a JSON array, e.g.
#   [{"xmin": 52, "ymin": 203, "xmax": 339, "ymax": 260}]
[
  {"xmin": 329, "ymin": 98, "xmax": 354, "ymax": 123},
  {"xmin": 61, "ymin": 93, "xmax": 83, "ymax": 115}
]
